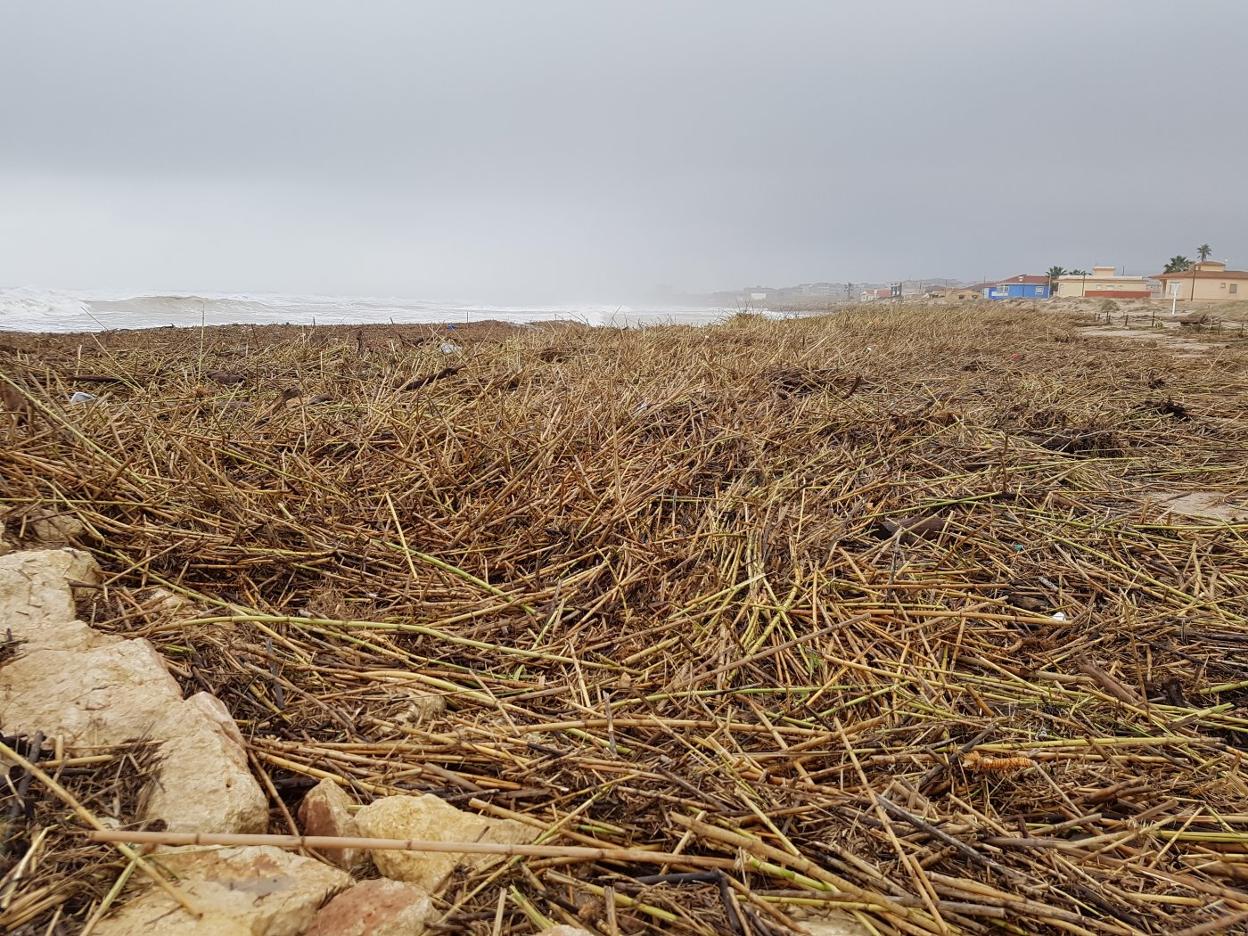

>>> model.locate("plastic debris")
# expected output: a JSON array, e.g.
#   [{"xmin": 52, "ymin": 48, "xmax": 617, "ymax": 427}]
[
  {"xmin": 439, "ymin": 342, "xmax": 462, "ymax": 355},
  {"xmin": 68, "ymin": 391, "xmax": 96, "ymax": 405},
  {"xmin": 1052, "ymin": 611, "xmax": 1068, "ymax": 622}
]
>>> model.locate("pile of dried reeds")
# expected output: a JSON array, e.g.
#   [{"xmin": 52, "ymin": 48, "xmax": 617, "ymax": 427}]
[
  {"xmin": 0, "ymin": 738, "xmax": 157, "ymax": 933},
  {"xmin": 2, "ymin": 306, "xmax": 1248, "ymax": 934}
]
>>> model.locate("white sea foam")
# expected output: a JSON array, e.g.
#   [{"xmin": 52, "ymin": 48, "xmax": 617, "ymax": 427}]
[
  {"xmin": 0, "ymin": 287, "xmax": 746, "ymax": 333},
  {"xmin": 0, "ymin": 287, "xmax": 97, "ymax": 331}
]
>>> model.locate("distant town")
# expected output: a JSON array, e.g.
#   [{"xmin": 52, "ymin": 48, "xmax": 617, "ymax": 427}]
[{"xmin": 701, "ymin": 249, "xmax": 1247, "ymax": 309}]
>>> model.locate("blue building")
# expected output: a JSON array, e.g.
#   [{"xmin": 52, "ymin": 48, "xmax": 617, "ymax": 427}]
[{"xmin": 983, "ymin": 275, "xmax": 1051, "ymax": 300}]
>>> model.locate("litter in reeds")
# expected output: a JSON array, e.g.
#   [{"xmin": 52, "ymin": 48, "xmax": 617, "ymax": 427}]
[{"xmin": 961, "ymin": 751, "xmax": 1036, "ymax": 774}]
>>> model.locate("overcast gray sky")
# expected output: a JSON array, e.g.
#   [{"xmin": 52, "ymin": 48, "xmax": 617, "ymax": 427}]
[{"xmin": 2, "ymin": 1, "xmax": 1245, "ymax": 301}]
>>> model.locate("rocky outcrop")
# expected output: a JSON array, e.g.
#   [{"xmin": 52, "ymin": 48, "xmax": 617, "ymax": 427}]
[
  {"xmin": 303, "ymin": 879, "xmax": 434, "ymax": 936},
  {"xmin": 0, "ymin": 547, "xmax": 268, "ymax": 833},
  {"xmin": 94, "ymin": 845, "xmax": 351, "ymax": 936},
  {"xmin": 3, "ymin": 548, "xmax": 578, "ymax": 934},
  {"xmin": 355, "ymin": 793, "xmax": 538, "ymax": 892}
]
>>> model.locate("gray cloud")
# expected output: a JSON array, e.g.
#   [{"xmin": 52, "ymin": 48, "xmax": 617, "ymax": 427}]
[{"xmin": 2, "ymin": 0, "xmax": 1245, "ymax": 300}]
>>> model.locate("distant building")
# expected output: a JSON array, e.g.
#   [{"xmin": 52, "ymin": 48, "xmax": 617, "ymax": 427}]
[
  {"xmin": 800, "ymin": 282, "xmax": 836, "ymax": 297},
  {"xmin": 862, "ymin": 287, "xmax": 893, "ymax": 301},
  {"xmin": 1055, "ymin": 266, "xmax": 1153, "ymax": 300},
  {"xmin": 983, "ymin": 275, "xmax": 1050, "ymax": 300},
  {"xmin": 927, "ymin": 285, "xmax": 983, "ymax": 301},
  {"xmin": 1152, "ymin": 260, "xmax": 1248, "ymax": 304}
]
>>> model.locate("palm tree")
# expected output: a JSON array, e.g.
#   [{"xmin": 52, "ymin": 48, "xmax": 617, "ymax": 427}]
[
  {"xmin": 1047, "ymin": 265, "xmax": 1066, "ymax": 293},
  {"xmin": 1069, "ymin": 269, "xmax": 1090, "ymax": 276},
  {"xmin": 1197, "ymin": 243, "xmax": 1213, "ymax": 262},
  {"xmin": 1164, "ymin": 256, "xmax": 1192, "ymax": 274}
]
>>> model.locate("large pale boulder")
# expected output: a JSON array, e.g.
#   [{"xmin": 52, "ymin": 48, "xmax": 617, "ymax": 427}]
[
  {"xmin": 304, "ymin": 879, "xmax": 435, "ymax": 936},
  {"xmin": 144, "ymin": 693, "xmax": 270, "ymax": 834},
  {"xmin": 0, "ymin": 548, "xmax": 268, "ymax": 834},
  {"xmin": 0, "ymin": 638, "xmax": 181, "ymax": 744},
  {"xmin": 94, "ymin": 845, "xmax": 351, "ymax": 936},
  {"xmin": 3, "ymin": 616, "xmax": 106, "ymax": 654},
  {"xmin": 0, "ymin": 639, "xmax": 268, "ymax": 833},
  {"xmin": 354, "ymin": 794, "xmax": 538, "ymax": 892},
  {"xmin": 0, "ymin": 548, "xmax": 106, "ymax": 651},
  {"xmin": 298, "ymin": 778, "xmax": 365, "ymax": 870}
]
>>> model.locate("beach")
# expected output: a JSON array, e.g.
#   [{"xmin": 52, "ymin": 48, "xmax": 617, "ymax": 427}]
[{"xmin": 3, "ymin": 305, "xmax": 1248, "ymax": 933}]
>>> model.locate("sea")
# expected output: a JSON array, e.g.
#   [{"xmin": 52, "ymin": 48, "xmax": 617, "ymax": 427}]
[{"xmin": 0, "ymin": 288, "xmax": 768, "ymax": 333}]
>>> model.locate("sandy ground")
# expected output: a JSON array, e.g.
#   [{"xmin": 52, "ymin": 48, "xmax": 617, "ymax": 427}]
[
  {"xmin": 1069, "ymin": 313, "xmax": 1248, "ymax": 520},
  {"xmin": 1072, "ymin": 323, "xmax": 1226, "ymax": 355}
]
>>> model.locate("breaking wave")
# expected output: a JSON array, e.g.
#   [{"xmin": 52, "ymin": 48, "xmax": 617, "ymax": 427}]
[{"xmin": 0, "ymin": 288, "xmax": 740, "ymax": 333}]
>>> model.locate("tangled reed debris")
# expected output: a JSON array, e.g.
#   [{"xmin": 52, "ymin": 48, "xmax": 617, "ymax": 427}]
[{"xmin": 1, "ymin": 307, "xmax": 1248, "ymax": 934}]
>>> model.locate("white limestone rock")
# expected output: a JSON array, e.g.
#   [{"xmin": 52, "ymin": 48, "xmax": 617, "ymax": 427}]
[
  {"xmin": 94, "ymin": 845, "xmax": 351, "ymax": 936},
  {"xmin": 355, "ymin": 793, "xmax": 538, "ymax": 892},
  {"xmin": 0, "ymin": 548, "xmax": 105, "ymax": 651}
]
